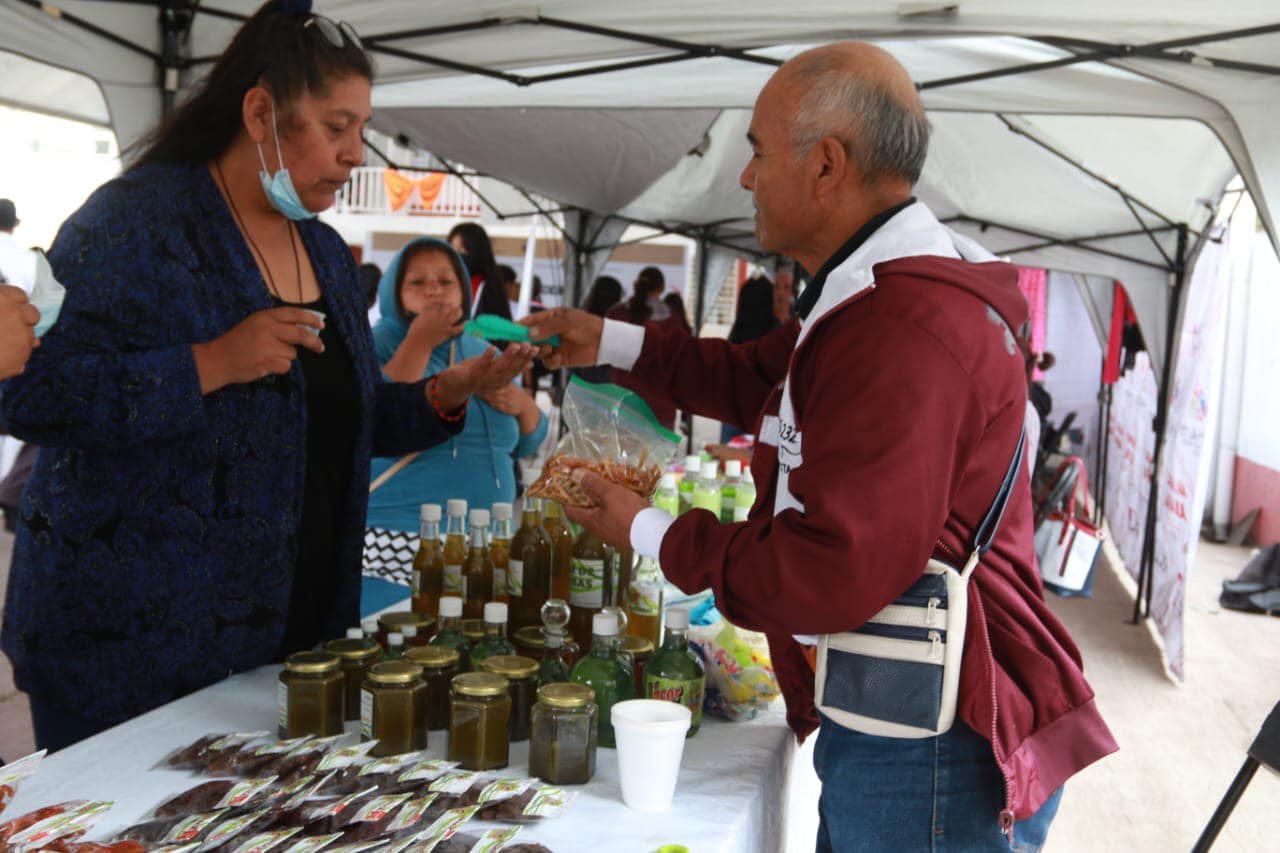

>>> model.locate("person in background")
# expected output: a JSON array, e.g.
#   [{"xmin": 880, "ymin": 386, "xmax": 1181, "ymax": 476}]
[
  {"xmin": 720, "ymin": 274, "xmax": 780, "ymax": 442},
  {"xmin": 605, "ymin": 266, "xmax": 682, "ymax": 429},
  {"xmin": 0, "ymin": 0, "xmax": 534, "ymax": 752},
  {"xmin": 498, "ymin": 263, "xmax": 521, "ymax": 319},
  {"xmin": 662, "ymin": 291, "xmax": 693, "ymax": 336},
  {"xmin": 524, "ymin": 41, "xmax": 1115, "ymax": 852},
  {"xmin": 366, "ymin": 237, "xmax": 547, "ymax": 539},
  {"xmin": 449, "ymin": 221, "xmax": 511, "ymax": 320},
  {"xmin": 773, "ymin": 265, "xmax": 796, "ymax": 324},
  {"xmin": 572, "ymin": 275, "xmax": 622, "ymax": 386}
]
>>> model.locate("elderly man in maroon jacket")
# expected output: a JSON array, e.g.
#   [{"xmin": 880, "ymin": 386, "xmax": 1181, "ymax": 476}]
[{"xmin": 526, "ymin": 42, "xmax": 1116, "ymax": 852}]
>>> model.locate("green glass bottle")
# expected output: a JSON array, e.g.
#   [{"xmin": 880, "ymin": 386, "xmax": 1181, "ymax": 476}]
[
  {"xmin": 429, "ymin": 595, "xmax": 472, "ymax": 671},
  {"xmin": 468, "ymin": 601, "xmax": 516, "ymax": 670},
  {"xmin": 643, "ymin": 607, "xmax": 706, "ymax": 737},
  {"xmin": 569, "ymin": 611, "xmax": 634, "ymax": 748}
]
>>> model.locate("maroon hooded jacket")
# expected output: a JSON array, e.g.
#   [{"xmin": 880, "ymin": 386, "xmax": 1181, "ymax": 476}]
[{"xmin": 619, "ymin": 252, "xmax": 1117, "ymax": 823}]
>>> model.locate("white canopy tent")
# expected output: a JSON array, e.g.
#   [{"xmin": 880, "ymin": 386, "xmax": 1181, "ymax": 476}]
[{"xmin": 2, "ymin": 0, "xmax": 1279, "ymax": 631}]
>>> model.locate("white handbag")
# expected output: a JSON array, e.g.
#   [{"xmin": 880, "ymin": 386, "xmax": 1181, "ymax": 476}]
[
  {"xmin": 1034, "ymin": 457, "xmax": 1104, "ymax": 593},
  {"xmin": 814, "ymin": 430, "xmax": 1025, "ymax": 738}
]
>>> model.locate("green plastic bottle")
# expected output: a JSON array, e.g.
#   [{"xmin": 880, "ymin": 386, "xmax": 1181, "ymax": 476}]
[
  {"xmin": 468, "ymin": 601, "xmax": 515, "ymax": 669},
  {"xmin": 692, "ymin": 460, "xmax": 722, "ymax": 516},
  {"xmin": 719, "ymin": 460, "xmax": 742, "ymax": 523},
  {"xmin": 643, "ymin": 607, "xmax": 706, "ymax": 737},
  {"xmin": 733, "ymin": 468, "xmax": 756, "ymax": 522},
  {"xmin": 677, "ymin": 455, "xmax": 701, "ymax": 515},
  {"xmin": 569, "ymin": 611, "xmax": 635, "ymax": 748},
  {"xmin": 654, "ymin": 472, "xmax": 679, "ymax": 516},
  {"xmin": 429, "ymin": 595, "xmax": 472, "ymax": 671}
]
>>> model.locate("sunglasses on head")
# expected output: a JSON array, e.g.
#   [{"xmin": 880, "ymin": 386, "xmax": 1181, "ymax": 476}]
[{"xmin": 304, "ymin": 14, "xmax": 363, "ymax": 51}]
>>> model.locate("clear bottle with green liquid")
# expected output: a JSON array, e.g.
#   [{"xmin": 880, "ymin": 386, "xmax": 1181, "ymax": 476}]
[
  {"xmin": 643, "ymin": 607, "xmax": 706, "ymax": 737},
  {"xmin": 692, "ymin": 460, "xmax": 722, "ymax": 516},
  {"xmin": 569, "ymin": 611, "xmax": 635, "ymax": 748},
  {"xmin": 678, "ymin": 455, "xmax": 701, "ymax": 515},
  {"xmin": 429, "ymin": 595, "xmax": 472, "ymax": 671},
  {"xmin": 719, "ymin": 459, "xmax": 743, "ymax": 523},
  {"xmin": 734, "ymin": 468, "xmax": 757, "ymax": 522}
]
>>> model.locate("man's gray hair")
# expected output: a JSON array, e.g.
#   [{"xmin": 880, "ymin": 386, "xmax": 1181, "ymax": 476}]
[{"xmin": 788, "ymin": 54, "xmax": 930, "ymax": 186}]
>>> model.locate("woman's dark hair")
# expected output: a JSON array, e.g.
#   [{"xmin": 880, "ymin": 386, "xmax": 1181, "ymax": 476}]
[
  {"xmin": 624, "ymin": 266, "xmax": 665, "ymax": 324},
  {"xmin": 359, "ymin": 262, "xmax": 381, "ymax": 310},
  {"xmin": 128, "ymin": 0, "xmax": 373, "ymax": 169},
  {"xmin": 393, "ymin": 242, "xmax": 468, "ymax": 319},
  {"xmin": 729, "ymin": 275, "xmax": 780, "ymax": 344},
  {"xmin": 582, "ymin": 276, "xmax": 623, "ymax": 316},
  {"xmin": 448, "ymin": 222, "xmax": 510, "ymax": 319},
  {"xmin": 663, "ymin": 292, "xmax": 693, "ymax": 334}
]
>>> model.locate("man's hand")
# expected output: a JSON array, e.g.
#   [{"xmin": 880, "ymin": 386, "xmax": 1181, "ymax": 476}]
[
  {"xmin": 563, "ymin": 469, "xmax": 650, "ymax": 551},
  {"xmin": 192, "ymin": 307, "xmax": 324, "ymax": 394},
  {"xmin": 433, "ymin": 343, "xmax": 536, "ymax": 410},
  {"xmin": 407, "ymin": 302, "xmax": 465, "ymax": 352},
  {"xmin": 519, "ymin": 307, "xmax": 603, "ymax": 369},
  {"xmin": 0, "ymin": 285, "xmax": 40, "ymax": 380}
]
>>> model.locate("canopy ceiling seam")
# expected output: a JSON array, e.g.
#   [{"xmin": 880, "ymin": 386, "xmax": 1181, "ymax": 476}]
[
  {"xmin": 944, "ymin": 215, "xmax": 1174, "ymax": 271},
  {"xmin": 17, "ymin": 0, "xmax": 160, "ymax": 62}
]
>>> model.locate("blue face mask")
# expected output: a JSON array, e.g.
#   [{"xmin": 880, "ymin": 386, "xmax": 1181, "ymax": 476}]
[{"xmin": 257, "ymin": 100, "xmax": 317, "ymax": 221}]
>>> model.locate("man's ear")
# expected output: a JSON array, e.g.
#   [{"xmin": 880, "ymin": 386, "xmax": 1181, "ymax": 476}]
[
  {"xmin": 242, "ymin": 85, "xmax": 274, "ymax": 146},
  {"xmin": 812, "ymin": 135, "xmax": 852, "ymax": 201}
]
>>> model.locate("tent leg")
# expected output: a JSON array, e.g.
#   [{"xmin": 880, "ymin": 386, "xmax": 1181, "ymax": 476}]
[
  {"xmin": 692, "ymin": 233, "xmax": 710, "ymax": 335},
  {"xmin": 1095, "ymin": 382, "xmax": 1112, "ymax": 526}
]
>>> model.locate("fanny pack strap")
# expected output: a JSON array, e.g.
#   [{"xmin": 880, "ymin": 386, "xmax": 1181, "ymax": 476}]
[{"xmin": 959, "ymin": 428, "xmax": 1027, "ymax": 581}]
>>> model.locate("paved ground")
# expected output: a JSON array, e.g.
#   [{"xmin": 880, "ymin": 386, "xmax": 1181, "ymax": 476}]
[{"xmin": 2, "ymin": 482, "xmax": 1277, "ymax": 851}]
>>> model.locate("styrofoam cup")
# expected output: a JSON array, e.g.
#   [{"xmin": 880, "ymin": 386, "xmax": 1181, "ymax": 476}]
[{"xmin": 611, "ymin": 699, "xmax": 693, "ymax": 812}]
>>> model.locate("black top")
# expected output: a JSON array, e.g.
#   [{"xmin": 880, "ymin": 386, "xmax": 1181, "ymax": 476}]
[
  {"xmin": 796, "ymin": 197, "xmax": 916, "ymax": 320},
  {"xmin": 275, "ymin": 295, "xmax": 361, "ymax": 655}
]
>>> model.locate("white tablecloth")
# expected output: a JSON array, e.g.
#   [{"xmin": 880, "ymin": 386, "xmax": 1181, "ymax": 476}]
[{"xmin": 8, "ymin": 665, "xmax": 797, "ymax": 852}]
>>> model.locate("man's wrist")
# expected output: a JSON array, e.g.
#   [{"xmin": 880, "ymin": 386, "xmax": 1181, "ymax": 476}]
[{"xmin": 598, "ymin": 319, "xmax": 644, "ymax": 371}]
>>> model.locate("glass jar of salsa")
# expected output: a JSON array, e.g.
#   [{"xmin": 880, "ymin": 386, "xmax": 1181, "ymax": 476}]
[
  {"xmin": 529, "ymin": 682, "xmax": 597, "ymax": 785},
  {"xmin": 404, "ymin": 645, "xmax": 461, "ymax": 731},
  {"xmin": 361, "ymin": 661, "xmax": 429, "ymax": 756},
  {"xmin": 324, "ymin": 634, "xmax": 382, "ymax": 722},
  {"xmin": 279, "ymin": 651, "xmax": 344, "ymax": 738},
  {"xmin": 448, "ymin": 672, "xmax": 511, "ymax": 771},
  {"xmin": 479, "ymin": 655, "xmax": 539, "ymax": 742}
]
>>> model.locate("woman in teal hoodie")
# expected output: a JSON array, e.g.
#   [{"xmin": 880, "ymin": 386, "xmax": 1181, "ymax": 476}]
[{"xmin": 366, "ymin": 237, "xmax": 548, "ymax": 555}]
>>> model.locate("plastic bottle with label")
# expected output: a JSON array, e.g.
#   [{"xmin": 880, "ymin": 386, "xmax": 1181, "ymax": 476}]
[
  {"xmin": 734, "ymin": 468, "xmax": 756, "ymax": 522},
  {"xmin": 678, "ymin": 455, "xmax": 701, "ymax": 515},
  {"xmin": 568, "ymin": 527, "xmax": 609, "ymax": 644},
  {"xmin": 720, "ymin": 460, "xmax": 742, "ymax": 523},
  {"xmin": 643, "ymin": 607, "xmax": 705, "ymax": 737},
  {"xmin": 509, "ymin": 498, "xmax": 553, "ymax": 633},
  {"xmin": 692, "ymin": 460, "xmax": 722, "ymax": 516},
  {"xmin": 490, "ymin": 502, "xmax": 513, "ymax": 604},
  {"xmin": 442, "ymin": 499, "xmax": 467, "ymax": 599},
  {"xmin": 462, "ymin": 508, "xmax": 494, "ymax": 620},
  {"xmin": 412, "ymin": 503, "xmax": 444, "ymax": 617},
  {"xmin": 654, "ymin": 472, "xmax": 679, "ymax": 516}
]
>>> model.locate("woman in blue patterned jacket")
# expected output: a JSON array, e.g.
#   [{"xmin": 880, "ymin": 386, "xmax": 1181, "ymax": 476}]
[{"xmin": 0, "ymin": 0, "xmax": 535, "ymax": 750}]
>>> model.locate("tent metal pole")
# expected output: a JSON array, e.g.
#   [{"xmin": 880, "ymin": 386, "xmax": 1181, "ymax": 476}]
[
  {"xmin": 945, "ymin": 215, "xmax": 1173, "ymax": 271},
  {"xmin": 571, "ymin": 210, "xmax": 588, "ymax": 308},
  {"xmin": 15, "ymin": 0, "xmax": 160, "ymax": 62},
  {"xmin": 534, "ymin": 15, "xmax": 782, "ymax": 69},
  {"xmin": 693, "ymin": 232, "xmax": 711, "ymax": 335},
  {"xmin": 1131, "ymin": 223, "xmax": 1189, "ymax": 624}
]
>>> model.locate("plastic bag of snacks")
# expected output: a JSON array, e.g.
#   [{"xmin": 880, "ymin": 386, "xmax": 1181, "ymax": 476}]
[
  {"xmin": 0, "ymin": 752, "xmax": 46, "ymax": 817},
  {"xmin": 527, "ymin": 377, "xmax": 679, "ymax": 508},
  {"xmin": 688, "ymin": 621, "xmax": 780, "ymax": 721}
]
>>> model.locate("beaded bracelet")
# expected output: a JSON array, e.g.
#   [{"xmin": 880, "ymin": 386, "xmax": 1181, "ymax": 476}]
[{"xmin": 428, "ymin": 377, "xmax": 467, "ymax": 424}]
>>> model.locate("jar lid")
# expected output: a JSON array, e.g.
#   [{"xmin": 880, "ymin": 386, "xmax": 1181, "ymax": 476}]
[
  {"xmin": 452, "ymin": 672, "xmax": 509, "ymax": 697},
  {"xmin": 284, "ymin": 651, "xmax": 340, "ymax": 675},
  {"xmin": 512, "ymin": 626, "xmax": 545, "ymax": 649},
  {"xmin": 537, "ymin": 682, "xmax": 595, "ymax": 709},
  {"xmin": 405, "ymin": 645, "xmax": 461, "ymax": 669},
  {"xmin": 324, "ymin": 638, "xmax": 380, "ymax": 661},
  {"xmin": 480, "ymin": 654, "xmax": 538, "ymax": 679},
  {"xmin": 378, "ymin": 611, "xmax": 435, "ymax": 634},
  {"xmin": 367, "ymin": 661, "xmax": 424, "ymax": 685},
  {"xmin": 620, "ymin": 636, "xmax": 654, "ymax": 655},
  {"xmin": 460, "ymin": 619, "xmax": 485, "ymax": 642}
]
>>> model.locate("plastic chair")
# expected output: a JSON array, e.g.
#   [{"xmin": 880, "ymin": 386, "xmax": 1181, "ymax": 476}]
[{"xmin": 1191, "ymin": 699, "xmax": 1280, "ymax": 851}]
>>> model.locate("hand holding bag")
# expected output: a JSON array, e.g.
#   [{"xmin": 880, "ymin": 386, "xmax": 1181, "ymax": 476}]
[
  {"xmin": 1034, "ymin": 456, "xmax": 1104, "ymax": 594},
  {"xmin": 813, "ymin": 430, "xmax": 1025, "ymax": 738}
]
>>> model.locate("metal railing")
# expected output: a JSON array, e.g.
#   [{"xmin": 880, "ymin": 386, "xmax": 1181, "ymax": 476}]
[{"xmin": 333, "ymin": 167, "xmax": 483, "ymax": 218}]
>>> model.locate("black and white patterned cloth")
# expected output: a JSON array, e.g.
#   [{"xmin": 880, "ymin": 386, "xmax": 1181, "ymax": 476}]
[{"xmin": 362, "ymin": 526, "xmax": 417, "ymax": 586}]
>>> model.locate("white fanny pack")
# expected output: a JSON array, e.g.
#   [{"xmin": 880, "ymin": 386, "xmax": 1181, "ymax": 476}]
[{"xmin": 814, "ymin": 429, "xmax": 1025, "ymax": 738}]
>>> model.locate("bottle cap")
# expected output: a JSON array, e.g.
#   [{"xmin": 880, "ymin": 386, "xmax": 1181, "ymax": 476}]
[
  {"xmin": 402, "ymin": 625, "xmax": 418, "ymax": 638},
  {"xmin": 684, "ymin": 454, "xmax": 701, "ymax": 473},
  {"xmin": 346, "ymin": 627, "xmax": 364, "ymax": 640},
  {"xmin": 660, "ymin": 472, "xmax": 677, "ymax": 490},
  {"xmin": 724, "ymin": 459, "xmax": 742, "ymax": 478},
  {"xmin": 492, "ymin": 502, "xmax": 513, "ymax": 521},
  {"xmin": 446, "ymin": 498, "xmax": 467, "ymax": 518},
  {"xmin": 592, "ymin": 611, "xmax": 619, "ymax": 637},
  {"xmin": 420, "ymin": 503, "xmax": 442, "ymax": 523},
  {"xmin": 361, "ymin": 618, "xmax": 378, "ymax": 635},
  {"xmin": 665, "ymin": 607, "xmax": 690, "ymax": 630},
  {"xmin": 702, "ymin": 460, "xmax": 720, "ymax": 480},
  {"xmin": 388, "ymin": 632, "xmax": 404, "ymax": 647},
  {"xmin": 439, "ymin": 596, "xmax": 462, "ymax": 618},
  {"xmin": 484, "ymin": 602, "xmax": 509, "ymax": 624},
  {"xmin": 469, "ymin": 508, "xmax": 490, "ymax": 527}
]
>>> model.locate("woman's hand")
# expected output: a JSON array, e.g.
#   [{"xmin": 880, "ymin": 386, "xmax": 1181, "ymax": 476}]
[
  {"xmin": 479, "ymin": 384, "xmax": 541, "ymax": 434},
  {"xmin": 192, "ymin": 307, "xmax": 324, "ymax": 394},
  {"xmin": 383, "ymin": 303, "xmax": 465, "ymax": 382},
  {"xmin": 519, "ymin": 307, "xmax": 603, "ymax": 369},
  {"xmin": 431, "ymin": 343, "xmax": 536, "ymax": 411}
]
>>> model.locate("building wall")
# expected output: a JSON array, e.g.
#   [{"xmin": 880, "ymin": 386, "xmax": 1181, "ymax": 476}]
[{"xmin": 1233, "ymin": 230, "xmax": 1280, "ymax": 543}]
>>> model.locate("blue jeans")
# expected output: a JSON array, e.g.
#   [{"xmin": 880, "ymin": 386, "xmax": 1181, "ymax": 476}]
[{"xmin": 813, "ymin": 714, "xmax": 1063, "ymax": 852}]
